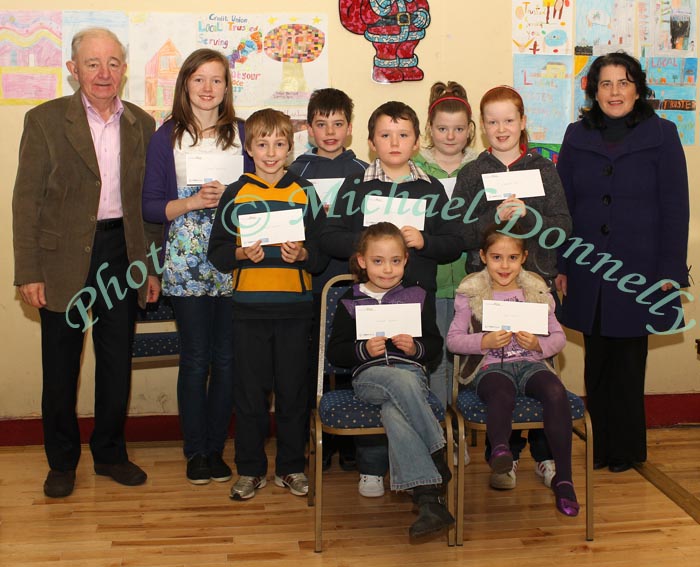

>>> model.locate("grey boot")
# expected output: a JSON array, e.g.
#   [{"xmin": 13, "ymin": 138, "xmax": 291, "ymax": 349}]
[{"xmin": 409, "ymin": 485, "xmax": 455, "ymax": 539}]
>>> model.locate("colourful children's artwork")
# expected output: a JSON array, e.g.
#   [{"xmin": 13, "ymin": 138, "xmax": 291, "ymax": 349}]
[
  {"xmin": 339, "ymin": 0, "xmax": 430, "ymax": 83},
  {"xmin": 639, "ymin": 0, "xmax": 697, "ymax": 57},
  {"xmin": 642, "ymin": 56, "xmax": 697, "ymax": 143},
  {"xmin": 574, "ymin": 0, "xmax": 635, "ymax": 56},
  {"xmin": 0, "ymin": 11, "xmax": 62, "ymax": 105},
  {"xmin": 573, "ymin": 55, "xmax": 593, "ymax": 118},
  {"xmin": 130, "ymin": 13, "xmax": 327, "ymax": 122},
  {"xmin": 0, "ymin": 10, "xmax": 328, "ymax": 122},
  {"xmin": 513, "ymin": 54, "xmax": 573, "ymax": 144},
  {"xmin": 512, "ymin": 0, "xmax": 573, "ymax": 56},
  {"xmin": 529, "ymin": 143, "xmax": 562, "ymax": 163},
  {"xmin": 513, "ymin": 2, "xmax": 697, "ymax": 146}
]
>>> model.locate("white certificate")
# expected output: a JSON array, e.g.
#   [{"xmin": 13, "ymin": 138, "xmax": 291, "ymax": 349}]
[
  {"xmin": 355, "ymin": 303, "xmax": 422, "ymax": 340},
  {"xmin": 307, "ymin": 178, "xmax": 344, "ymax": 206},
  {"xmin": 238, "ymin": 208, "xmax": 305, "ymax": 247},
  {"xmin": 186, "ymin": 154, "xmax": 244, "ymax": 186},
  {"xmin": 439, "ymin": 177, "xmax": 457, "ymax": 199},
  {"xmin": 362, "ymin": 195, "xmax": 426, "ymax": 230},
  {"xmin": 482, "ymin": 169, "xmax": 545, "ymax": 201},
  {"xmin": 482, "ymin": 300, "xmax": 549, "ymax": 335}
]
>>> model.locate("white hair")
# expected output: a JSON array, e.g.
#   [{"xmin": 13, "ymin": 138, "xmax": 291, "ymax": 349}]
[{"xmin": 71, "ymin": 27, "xmax": 126, "ymax": 61}]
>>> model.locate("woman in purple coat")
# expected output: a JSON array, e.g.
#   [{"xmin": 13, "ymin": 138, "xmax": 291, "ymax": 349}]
[{"xmin": 555, "ymin": 52, "xmax": 689, "ymax": 473}]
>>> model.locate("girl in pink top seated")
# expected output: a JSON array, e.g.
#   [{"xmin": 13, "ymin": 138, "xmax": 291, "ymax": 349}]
[{"xmin": 446, "ymin": 223, "xmax": 578, "ymax": 517}]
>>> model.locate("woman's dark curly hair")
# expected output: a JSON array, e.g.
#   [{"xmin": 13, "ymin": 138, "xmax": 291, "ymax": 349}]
[{"xmin": 581, "ymin": 51, "xmax": 655, "ymax": 130}]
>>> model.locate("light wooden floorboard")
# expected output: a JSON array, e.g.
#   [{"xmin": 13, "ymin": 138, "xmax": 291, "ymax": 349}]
[{"xmin": 1, "ymin": 427, "xmax": 699, "ymax": 566}]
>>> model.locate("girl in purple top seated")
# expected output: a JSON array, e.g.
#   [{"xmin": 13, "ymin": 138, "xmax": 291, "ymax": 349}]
[
  {"xmin": 327, "ymin": 222, "xmax": 454, "ymax": 540},
  {"xmin": 446, "ymin": 223, "xmax": 578, "ymax": 517}
]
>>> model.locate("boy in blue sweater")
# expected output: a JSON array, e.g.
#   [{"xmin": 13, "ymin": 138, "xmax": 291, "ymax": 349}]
[{"xmin": 289, "ymin": 89, "xmax": 368, "ymax": 473}]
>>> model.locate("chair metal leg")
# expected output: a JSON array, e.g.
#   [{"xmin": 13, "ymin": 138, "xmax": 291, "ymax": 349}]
[
  {"xmin": 444, "ymin": 410, "xmax": 455, "ymax": 546},
  {"xmin": 455, "ymin": 413, "xmax": 465, "ymax": 546},
  {"xmin": 573, "ymin": 412, "xmax": 595, "ymax": 541},
  {"xmin": 308, "ymin": 414, "xmax": 316, "ymax": 507},
  {"xmin": 313, "ymin": 412, "xmax": 324, "ymax": 552},
  {"xmin": 584, "ymin": 411, "xmax": 594, "ymax": 541}
]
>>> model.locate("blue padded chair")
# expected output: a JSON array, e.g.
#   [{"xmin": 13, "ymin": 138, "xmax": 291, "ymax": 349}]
[
  {"xmin": 308, "ymin": 274, "xmax": 456, "ymax": 552},
  {"xmin": 132, "ymin": 296, "xmax": 180, "ymax": 366},
  {"xmin": 451, "ymin": 355, "xmax": 593, "ymax": 543}
]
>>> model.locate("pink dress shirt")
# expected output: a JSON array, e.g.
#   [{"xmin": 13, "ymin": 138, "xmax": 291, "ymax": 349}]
[{"xmin": 82, "ymin": 93, "xmax": 124, "ymax": 220}]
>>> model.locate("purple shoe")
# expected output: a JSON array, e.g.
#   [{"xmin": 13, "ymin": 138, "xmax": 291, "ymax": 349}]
[
  {"xmin": 489, "ymin": 444, "xmax": 513, "ymax": 474},
  {"xmin": 552, "ymin": 476, "xmax": 580, "ymax": 517}
]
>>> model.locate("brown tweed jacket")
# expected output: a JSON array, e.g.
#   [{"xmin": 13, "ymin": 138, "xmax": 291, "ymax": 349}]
[{"xmin": 12, "ymin": 89, "xmax": 158, "ymax": 312}]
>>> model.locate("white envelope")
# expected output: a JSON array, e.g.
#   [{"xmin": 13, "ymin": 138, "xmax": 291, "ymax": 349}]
[
  {"xmin": 482, "ymin": 300, "xmax": 549, "ymax": 335},
  {"xmin": 482, "ymin": 169, "xmax": 545, "ymax": 201},
  {"xmin": 307, "ymin": 178, "xmax": 344, "ymax": 206},
  {"xmin": 439, "ymin": 177, "xmax": 457, "ymax": 199},
  {"xmin": 186, "ymin": 154, "xmax": 244, "ymax": 186},
  {"xmin": 238, "ymin": 208, "xmax": 305, "ymax": 247},
  {"xmin": 362, "ymin": 195, "xmax": 426, "ymax": 230},
  {"xmin": 355, "ymin": 303, "xmax": 422, "ymax": 340}
]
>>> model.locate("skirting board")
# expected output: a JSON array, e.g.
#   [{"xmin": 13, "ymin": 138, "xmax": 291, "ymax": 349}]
[{"xmin": 0, "ymin": 393, "xmax": 697, "ymax": 446}]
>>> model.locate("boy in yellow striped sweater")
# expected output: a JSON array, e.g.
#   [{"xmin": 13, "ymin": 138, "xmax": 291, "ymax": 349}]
[{"xmin": 209, "ymin": 108, "xmax": 328, "ymax": 501}]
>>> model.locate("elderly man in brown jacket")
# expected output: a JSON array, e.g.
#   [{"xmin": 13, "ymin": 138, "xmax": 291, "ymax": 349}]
[{"xmin": 12, "ymin": 27, "xmax": 161, "ymax": 498}]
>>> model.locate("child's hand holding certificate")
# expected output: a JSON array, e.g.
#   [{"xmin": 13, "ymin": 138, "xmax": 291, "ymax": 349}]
[
  {"xmin": 362, "ymin": 195, "xmax": 427, "ymax": 230},
  {"xmin": 238, "ymin": 208, "xmax": 305, "ymax": 247},
  {"xmin": 482, "ymin": 300, "xmax": 548, "ymax": 335},
  {"xmin": 355, "ymin": 303, "xmax": 422, "ymax": 340},
  {"xmin": 482, "ymin": 169, "xmax": 545, "ymax": 201}
]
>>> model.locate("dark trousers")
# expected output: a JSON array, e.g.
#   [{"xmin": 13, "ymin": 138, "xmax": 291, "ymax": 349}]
[
  {"xmin": 171, "ymin": 295, "xmax": 234, "ymax": 459},
  {"xmin": 583, "ymin": 331, "xmax": 648, "ymax": 464},
  {"xmin": 583, "ymin": 301, "xmax": 649, "ymax": 464},
  {"xmin": 232, "ymin": 317, "xmax": 311, "ymax": 477},
  {"xmin": 40, "ymin": 225, "xmax": 136, "ymax": 471}
]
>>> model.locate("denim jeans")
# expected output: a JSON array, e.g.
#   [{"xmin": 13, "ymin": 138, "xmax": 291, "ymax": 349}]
[
  {"xmin": 353, "ymin": 364, "xmax": 445, "ymax": 490},
  {"xmin": 431, "ymin": 297, "xmax": 455, "ymax": 407},
  {"xmin": 171, "ymin": 296, "xmax": 234, "ymax": 459}
]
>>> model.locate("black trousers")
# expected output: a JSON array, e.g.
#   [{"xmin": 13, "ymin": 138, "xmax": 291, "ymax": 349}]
[
  {"xmin": 583, "ymin": 309, "xmax": 648, "ymax": 464},
  {"xmin": 232, "ymin": 317, "xmax": 311, "ymax": 477},
  {"xmin": 40, "ymin": 225, "xmax": 137, "ymax": 471}
]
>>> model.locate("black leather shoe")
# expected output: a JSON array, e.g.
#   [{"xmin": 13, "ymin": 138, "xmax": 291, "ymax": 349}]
[
  {"xmin": 608, "ymin": 462, "xmax": 633, "ymax": 473},
  {"xmin": 322, "ymin": 449, "xmax": 333, "ymax": 471},
  {"xmin": 94, "ymin": 461, "xmax": 147, "ymax": 486},
  {"xmin": 338, "ymin": 448, "xmax": 357, "ymax": 471},
  {"xmin": 593, "ymin": 460, "xmax": 608, "ymax": 470},
  {"xmin": 44, "ymin": 469, "xmax": 75, "ymax": 498}
]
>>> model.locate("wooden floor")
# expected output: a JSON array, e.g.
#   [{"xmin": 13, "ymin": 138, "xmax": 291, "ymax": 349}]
[{"xmin": 1, "ymin": 427, "xmax": 699, "ymax": 567}]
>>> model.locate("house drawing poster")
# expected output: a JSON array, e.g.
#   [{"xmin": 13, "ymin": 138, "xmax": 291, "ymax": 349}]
[
  {"xmin": 639, "ymin": 0, "xmax": 697, "ymax": 56},
  {"xmin": 0, "ymin": 11, "xmax": 62, "ymax": 105},
  {"xmin": 115, "ymin": 12, "xmax": 328, "ymax": 121},
  {"xmin": 513, "ymin": 54, "xmax": 573, "ymax": 144},
  {"xmin": 512, "ymin": 0, "xmax": 573, "ymax": 56},
  {"xmin": 1, "ymin": 10, "xmax": 328, "ymax": 122},
  {"xmin": 642, "ymin": 56, "xmax": 697, "ymax": 143},
  {"xmin": 574, "ymin": 0, "xmax": 635, "ymax": 56}
]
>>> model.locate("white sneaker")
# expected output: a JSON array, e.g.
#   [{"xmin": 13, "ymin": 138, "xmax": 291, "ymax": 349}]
[
  {"xmin": 358, "ymin": 474, "xmax": 385, "ymax": 497},
  {"xmin": 489, "ymin": 459, "xmax": 519, "ymax": 490},
  {"xmin": 535, "ymin": 459, "xmax": 556, "ymax": 488},
  {"xmin": 453, "ymin": 440, "xmax": 471, "ymax": 467}
]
